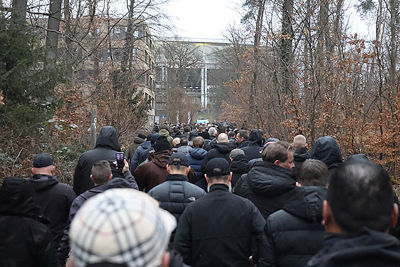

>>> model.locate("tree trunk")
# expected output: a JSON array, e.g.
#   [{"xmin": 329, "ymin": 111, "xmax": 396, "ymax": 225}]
[
  {"xmin": 280, "ymin": 0, "xmax": 293, "ymax": 97},
  {"xmin": 11, "ymin": 0, "xmax": 27, "ymax": 23},
  {"xmin": 45, "ymin": 0, "xmax": 62, "ymax": 68}
]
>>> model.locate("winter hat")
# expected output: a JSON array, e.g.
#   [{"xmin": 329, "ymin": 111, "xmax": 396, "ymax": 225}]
[
  {"xmin": 70, "ymin": 188, "xmax": 176, "ymax": 267},
  {"xmin": 168, "ymin": 152, "xmax": 190, "ymax": 167},
  {"xmin": 229, "ymin": 148, "xmax": 245, "ymax": 159},
  {"xmin": 206, "ymin": 158, "xmax": 230, "ymax": 177},
  {"xmin": 154, "ymin": 136, "xmax": 171, "ymax": 152},
  {"xmin": 33, "ymin": 153, "xmax": 53, "ymax": 168}
]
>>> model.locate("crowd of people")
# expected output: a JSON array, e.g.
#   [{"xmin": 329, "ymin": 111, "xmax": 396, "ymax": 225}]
[{"xmin": 1, "ymin": 123, "xmax": 400, "ymax": 267}]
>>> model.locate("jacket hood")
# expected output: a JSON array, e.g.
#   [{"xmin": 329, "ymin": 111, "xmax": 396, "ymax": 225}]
[
  {"xmin": 230, "ymin": 154, "xmax": 249, "ymax": 174},
  {"xmin": 140, "ymin": 140, "xmax": 152, "ymax": 150},
  {"xmin": 215, "ymin": 142, "xmax": 235, "ymax": 154},
  {"xmin": 346, "ymin": 153, "xmax": 369, "ymax": 164},
  {"xmin": 159, "ymin": 129, "xmax": 170, "ymax": 137},
  {"xmin": 84, "ymin": 177, "xmax": 135, "ymax": 196},
  {"xmin": 283, "ymin": 186, "xmax": 326, "ymax": 222},
  {"xmin": 133, "ymin": 137, "xmax": 144, "ymax": 144},
  {"xmin": 249, "ymin": 129, "xmax": 263, "ymax": 146},
  {"xmin": 0, "ymin": 177, "xmax": 40, "ymax": 218},
  {"xmin": 151, "ymin": 150, "xmax": 172, "ymax": 168},
  {"xmin": 247, "ymin": 161, "xmax": 296, "ymax": 196},
  {"xmin": 30, "ymin": 174, "xmax": 59, "ymax": 191},
  {"xmin": 311, "ymin": 136, "xmax": 342, "ymax": 168},
  {"xmin": 294, "ymin": 147, "xmax": 310, "ymax": 162},
  {"xmin": 189, "ymin": 147, "xmax": 207, "ymax": 160},
  {"xmin": 95, "ymin": 126, "xmax": 121, "ymax": 151}
]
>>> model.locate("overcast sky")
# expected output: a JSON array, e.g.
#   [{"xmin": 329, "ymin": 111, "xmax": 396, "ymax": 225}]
[{"xmin": 164, "ymin": 0, "xmax": 373, "ymax": 41}]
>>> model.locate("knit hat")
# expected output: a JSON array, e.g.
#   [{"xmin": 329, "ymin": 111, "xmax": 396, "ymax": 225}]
[
  {"xmin": 70, "ymin": 189, "xmax": 176, "ymax": 267},
  {"xmin": 229, "ymin": 148, "xmax": 245, "ymax": 159},
  {"xmin": 206, "ymin": 158, "xmax": 230, "ymax": 177},
  {"xmin": 154, "ymin": 136, "xmax": 171, "ymax": 152},
  {"xmin": 168, "ymin": 152, "xmax": 190, "ymax": 167},
  {"xmin": 32, "ymin": 153, "xmax": 53, "ymax": 168}
]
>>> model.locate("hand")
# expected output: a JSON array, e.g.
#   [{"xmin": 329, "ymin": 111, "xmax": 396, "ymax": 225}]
[{"xmin": 122, "ymin": 159, "xmax": 129, "ymax": 174}]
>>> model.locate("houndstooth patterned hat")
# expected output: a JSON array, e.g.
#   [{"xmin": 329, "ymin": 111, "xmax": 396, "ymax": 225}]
[{"xmin": 70, "ymin": 188, "xmax": 176, "ymax": 267}]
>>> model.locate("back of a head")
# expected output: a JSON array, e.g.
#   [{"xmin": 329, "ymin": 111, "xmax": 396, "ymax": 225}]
[
  {"xmin": 192, "ymin": 136, "xmax": 204, "ymax": 148},
  {"xmin": 249, "ymin": 129, "xmax": 263, "ymax": 146},
  {"xmin": 91, "ymin": 160, "xmax": 112, "ymax": 185},
  {"xmin": 328, "ymin": 162, "xmax": 394, "ymax": 233},
  {"xmin": 298, "ymin": 159, "xmax": 328, "ymax": 186},
  {"xmin": 311, "ymin": 136, "xmax": 342, "ymax": 167},
  {"xmin": 180, "ymin": 137, "xmax": 188, "ymax": 146},
  {"xmin": 292, "ymin": 134, "xmax": 307, "ymax": 151},
  {"xmin": 208, "ymin": 127, "xmax": 217, "ymax": 137},
  {"xmin": 205, "ymin": 158, "xmax": 230, "ymax": 181},
  {"xmin": 154, "ymin": 136, "xmax": 172, "ymax": 152},
  {"xmin": 217, "ymin": 133, "xmax": 229, "ymax": 143},
  {"xmin": 262, "ymin": 141, "xmax": 292, "ymax": 163},
  {"xmin": 70, "ymin": 188, "xmax": 176, "ymax": 267},
  {"xmin": 184, "ymin": 126, "xmax": 191, "ymax": 133}
]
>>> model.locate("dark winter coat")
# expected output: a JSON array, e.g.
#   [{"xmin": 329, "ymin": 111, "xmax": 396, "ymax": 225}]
[
  {"xmin": 187, "ymin": 147, "xmax": 207, "ymax": 181},
  {"xmin": 265, "ymin": 186, "xmax": 326, "ymax": 267},
  {"xmin": 307, "ymin": 228, "xmax": 400, "ymax": 267},
  {"xmin": 200, "ymin": 142, "xmax": 235, "ymax": 174},
  {"xmin": 57, "ymin": 172, "xmax": 138, "ymax": 265},
  {"xmin": 148, "ymin": 174, "xmax": 205, "ymax": 222},
  {"xmin": 204, "ymin": 136, "xmax": 217, "ymax": 151},
  {"xmin": 134, "ymin": 149, "xmax": 172, "ymax": 192},
  {"xmin": 311, "ymin": 136, "xmax": 342, "ymax": 174},
  {"xmin": 234, "ymin": 160, "xmax": 296, "ymax": 219},
  {"xmin": 293, "ymin": 146, "xmax": 310, "ymax": 178},
  {"xmin": 173, "ymin": 184, "xmax": 269, "ymax": 267},
  {"xmin": 238, "ymin": 140, "xmax": 250, "ymax": 148},
  {"xmin": 241, "ymin": 143, "xmax": 263, "ymax": 161},
  {"xmin": 130, "ymin": 140, "xmax": 152, "ymax": 172},
  {"xmin": 0, "ymin": 177, "xmax": 57, "ymax": 267},
  {"xmin": 73, "ymin": 126, "xmax": 121, "ymax": 195},
  {"xmin": 230, "ymin": 154, "xmax": 249, "ymax": 187},
  {"xmin": 125, "ymin": 136, "xmax": 144, "ymax": 165},
  {"xmin": 29, "ymin": 174, "xmax": 76, "ymax": 247}
]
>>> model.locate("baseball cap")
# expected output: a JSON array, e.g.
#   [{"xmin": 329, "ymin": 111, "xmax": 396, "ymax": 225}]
[
  {"xmin": 206, "ymin": 158, "xmax": 230, "ymax": 177},
  {"xmin": 32, "ymin": 153, "xmax": 53, "ymax": 168},
  {"xmin": 70, "ymin": 189, "xmax": 176, "ymax": 267},
  {"xmin": 168, "ymin": 152, "xmax": 190, "ymax": 167}
]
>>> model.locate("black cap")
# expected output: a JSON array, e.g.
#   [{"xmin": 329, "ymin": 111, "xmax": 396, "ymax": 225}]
[
  {"xmin": 33, "ymin": 153, "xmax": 53, "ymax": 168},
  {"xmin": 168, "ymin": 152, "xmax": 189, "ymax": 167},
  {"xmin": 206, "ymin": 158, "xmax": 230, "ymax": 177}
]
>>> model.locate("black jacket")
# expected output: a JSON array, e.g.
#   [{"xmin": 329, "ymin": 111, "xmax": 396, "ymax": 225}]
[
  {"xmin": 30, "ymin": 174, "xmax": 76, "ymax": 247},
  {"xmin": 148, "ymin": 174, "xmax": 206, "ymax": 222},
  {"xmin": 230, "ymin": 154, "xmax": 249, "ymax": 187},
  {"xmin": 241, "ymin": 143, "xmax": 263, "ymax": 161},
  {"xmin": 173, "ymin": 184, "xmax": 268, "ymax": 267},
  {"xmin": 200, "ymin": 142, "xmax": 235, "ymax": 174},
  {"xmin": 0, "ymin": 177, "xmax": 57, "ymax": 267},
  {"xmin": 234, "ymin": 161, "xmax": 296, "ymax": 219},
  {"xmin": 265, "ymin": 186, "xmax": 326, "ymax": 267},
  {"xmin": 130, "ymin": 140, "xmax": 152, "ymax": 172},
  {"xmin": 57, "ymin": 172, "xmax": 138, "ymax": 265},
  {"xmin": 293, "ymin": 147, "xmax": 310, "ymax": 178},
  {"xmin": 73, "ymin": 126, "xmax": 121, "ymax": 195},
  {"xmin": 307, "ymin": 228, "xmax": 400, "ymax": 267},
  {"xmin": 311, "ymin": 136, "xmax": 342, "ymax": 174}
]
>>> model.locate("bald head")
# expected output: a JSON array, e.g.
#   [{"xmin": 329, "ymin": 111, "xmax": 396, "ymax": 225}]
[
  {"xmin": 293, "ymin": 135, "xmax": 307, "ymax": 150},
  {"xmin": 217, "ymin": 133, "xmax": 229, "ymax": 143}
]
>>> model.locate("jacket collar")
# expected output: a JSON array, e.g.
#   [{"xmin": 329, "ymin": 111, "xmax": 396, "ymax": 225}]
[
  {"xmin": 166, "ymin": 174, "xmax": 188, "ymax": 181},
  {"xmin": 209, "ymin": 183, "xmax": 229, "ymax": 192}
]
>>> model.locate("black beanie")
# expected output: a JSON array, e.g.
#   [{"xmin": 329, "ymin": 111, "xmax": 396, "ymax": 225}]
[{"xmin": 154, "ymin": 136, "xmax": 171, "ymax": 152}]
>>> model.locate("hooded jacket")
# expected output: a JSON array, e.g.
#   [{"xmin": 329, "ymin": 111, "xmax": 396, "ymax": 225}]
[
  {"xmin": 30, "ymin": 174, "xmax": 76, "ymax": 247},
  {"xmin": 241, "ymin": 130, "xmax": 263, "ymax": 161},
  {"xmin": 234, "ymin": 160, "xmax": 296, "ymax": 219},
  {"xmin": 0, "ymin": 177, "xmax": 57, "ymax": 267},
  {"xmin": 265, "ymin": 186, "xmax": 326, "ymax": 267},
  {"xmin": 230, "ymin": 154, "xmax": 249, "ymax": 187},
  {"xmin": 134, "ymin": 149, "xmax": 173, "ymax": 192},
  {"xmin": 293, "ymin": 146, "xmax": 310, "ymax": 178},
  {"xmin": 307, "ymin": 228, "xmax": 400, "ymax": 267},
  {"xmin": 187, "ymin": 147, "xmax": 207, "ymax": 181},
  {"xmin": 125, "ymin": 136, "xmax": 144, "ymax": 165},
  {"xmin": 57, "ymin": 172, "xmax": 138, "ymax": 265},
  {"xmin": 130, "ymin": 140, "xmax": 152, "ymax": 172},
  {"xmin": 159, "ymin": 128, "xmax": 173, "ymax": 145},
  {"xmin": 200, "ymin": 142, "xmax": 235, "ymax": 174},
  {"xmin": 311, "ymin": 136, "xmax": 342, "ymax": 173},
  {"xmin": 73, "ymin": 126, "xmax": 121, "ymax": 195}
]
